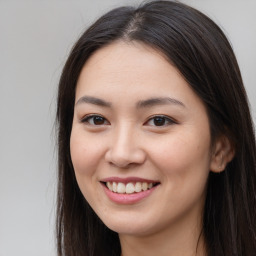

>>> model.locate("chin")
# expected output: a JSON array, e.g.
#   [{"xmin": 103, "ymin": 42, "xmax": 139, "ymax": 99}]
[
  {"xmin": 107, "ymin": 223, "xmax": 152, "ymax": 236},
  {"xmin": 99, "ymin": 212, "xmax": 158, "ymax": 236}
]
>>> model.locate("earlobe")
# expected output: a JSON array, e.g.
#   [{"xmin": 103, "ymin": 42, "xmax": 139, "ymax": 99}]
[{"xmin": 210, "ymin": 136, "xmax": 235, "ymax": 173}]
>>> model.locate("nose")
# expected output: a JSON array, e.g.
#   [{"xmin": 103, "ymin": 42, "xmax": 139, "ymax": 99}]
[{"xmin": 104, "ymin": 125, "xmax": 146, "ymax": 168}]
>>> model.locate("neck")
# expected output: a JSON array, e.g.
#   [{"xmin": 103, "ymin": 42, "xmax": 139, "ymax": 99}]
[{"xmin": 119, "ymin": 215, "xmax": 206, "ymax": 256}]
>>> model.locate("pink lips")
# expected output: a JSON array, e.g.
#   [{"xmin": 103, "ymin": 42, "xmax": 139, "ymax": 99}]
[
  {"xmin": 101, "ymin": 176, "xmax": 158, "ymax": 184},
  {"xmin": 101, "ymin": 177, "xmax": 160, "ymax": 205}
]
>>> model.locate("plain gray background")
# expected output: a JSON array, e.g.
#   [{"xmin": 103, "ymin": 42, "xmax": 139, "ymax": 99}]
[{"xmin": 0, "ymin": 0, "xmax": 255, "ymax": 255}]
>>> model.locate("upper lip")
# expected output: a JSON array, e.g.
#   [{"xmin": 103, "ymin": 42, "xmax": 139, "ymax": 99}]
[{"xmin": 100, "ymin": 176, "xmax": 160, "ymax": 184}]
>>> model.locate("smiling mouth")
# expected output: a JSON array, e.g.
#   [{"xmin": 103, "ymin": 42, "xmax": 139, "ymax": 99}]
[{"xmin": 102, "ymin": 181, "xmax": 160, "ymax": 194}]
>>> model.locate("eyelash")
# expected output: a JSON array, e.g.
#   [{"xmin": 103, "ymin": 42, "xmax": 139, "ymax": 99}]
[
  {"xmin": 81, "ymin": 114, "xmax": 110, "ymax": 126},
  {"xmin": 145, "ymin": 115, "xmax": 177, "ymax": 127},
  {"xmin": 80, "ymin": 114, "xmax": 177, "ymax": 127}
]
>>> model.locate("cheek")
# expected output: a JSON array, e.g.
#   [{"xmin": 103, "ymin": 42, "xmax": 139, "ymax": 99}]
[
  {"xmin": 70, "ymin": 129, "xmax": 104, "ymax": 178},
  {"xmin": 150, "ymin": 131, "xmax": 211, "ymax": 184},
  {"xmin": 70, "ymin": 130, "xmax": 106, "ymax": 205},
  {"xmin": 150, "ymin": 134, "xmax": 211, "ymax": 217}
]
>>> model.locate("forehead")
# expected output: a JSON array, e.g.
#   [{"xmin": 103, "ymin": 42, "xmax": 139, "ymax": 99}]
[
  {"xmin": 75, "ymin": 41, "xmax": 204, "ymax": 111},
  {"xmin": 83, "ymin": 40, "xmax": 169, "ymax": 68},
  {"xmin": 78, "ymin": 41, "xmax": 174, "ymax": 82},
  {"xmin": 78, "ymin": 42, "xmax": 174, "ymax": 89}
]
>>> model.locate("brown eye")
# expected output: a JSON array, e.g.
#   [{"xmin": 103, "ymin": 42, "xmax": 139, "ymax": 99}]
[
  {"xmin": 145, "ymin": 115, "xmax": 176, "ymax": 127},
  {"xmin": 82, "ymin": 115, "xmax": 109, "ymax": 126},
  {"xmin": 93, "ymin": 116, "xmax": 105, "ymax": 125},
  {"xmin": 153, "ymin": 117, "xmax": 166, "ymax": 126}
]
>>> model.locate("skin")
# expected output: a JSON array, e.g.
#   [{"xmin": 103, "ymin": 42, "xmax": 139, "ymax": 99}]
[{"xmin": 70, "ymin": 41, "xmax": 231, "ymax": 256}]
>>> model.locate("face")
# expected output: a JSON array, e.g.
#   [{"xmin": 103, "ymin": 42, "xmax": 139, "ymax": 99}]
[{"xmin": 70, "ymin": 41, "xmax": 214, "ymax": 237}]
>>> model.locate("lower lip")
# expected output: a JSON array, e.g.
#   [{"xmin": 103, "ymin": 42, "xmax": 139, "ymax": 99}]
[{"xmin": 102, "ymin": 183, "xmax": 158, "ymax": 205}]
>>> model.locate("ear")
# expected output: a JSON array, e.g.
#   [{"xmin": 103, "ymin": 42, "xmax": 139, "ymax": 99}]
[{"xmin": 210, "ymin": 136, "xmax": 235, "ymax": 173}]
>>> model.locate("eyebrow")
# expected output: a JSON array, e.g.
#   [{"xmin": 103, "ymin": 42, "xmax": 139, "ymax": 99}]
[
  {"xmin": 136, "ymin": 97, "xmax": 185, "ymax": 108},
  {"xmin": 75, "ymin": 95, "xmax": 185, "ymax": 108},
  {"xmin": 75, "ymin": 96, "xmax": 111, "ymax": 107}
]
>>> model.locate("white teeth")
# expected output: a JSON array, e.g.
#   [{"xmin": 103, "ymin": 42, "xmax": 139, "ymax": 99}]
[
  {"xmin": 117, "ymin": 182, "xmax": 126, "ymax": 193},
  {"xmin": 142, "ymin": 182, "xmax": 148, "ymax": 191},
  {"xmin": 126, "ymin": 183, "xmax": 135, "ymax": 194},
  {"xmin": 105, "ymin": 181, "xmax": 156, "ymax": 194},
  {"xmin": 106, "ymin": 182, "xmax": 112, "ymax": 191},
  {"xmin": 135, "ymin": 182, "xmax": 142, "ymax": 192},
  {"xmin": 112, "ymin": 182, "xmax": 117, "ymax": 192}
]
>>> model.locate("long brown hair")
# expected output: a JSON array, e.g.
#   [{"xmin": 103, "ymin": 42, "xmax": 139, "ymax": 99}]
[{"xmin": 56, "ymin": 1, "xmax": 256, "ymax": 255}]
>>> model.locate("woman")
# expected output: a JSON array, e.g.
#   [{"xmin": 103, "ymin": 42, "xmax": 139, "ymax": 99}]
[{"xmin": 56, "ymin": 1, "xmax": 256, "ymax": 255}]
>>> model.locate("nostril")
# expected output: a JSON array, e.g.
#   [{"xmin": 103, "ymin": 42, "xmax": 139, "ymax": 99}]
[{"xmin": 105, "ymin": 146, "xmax": 146, "ymax": 168}]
